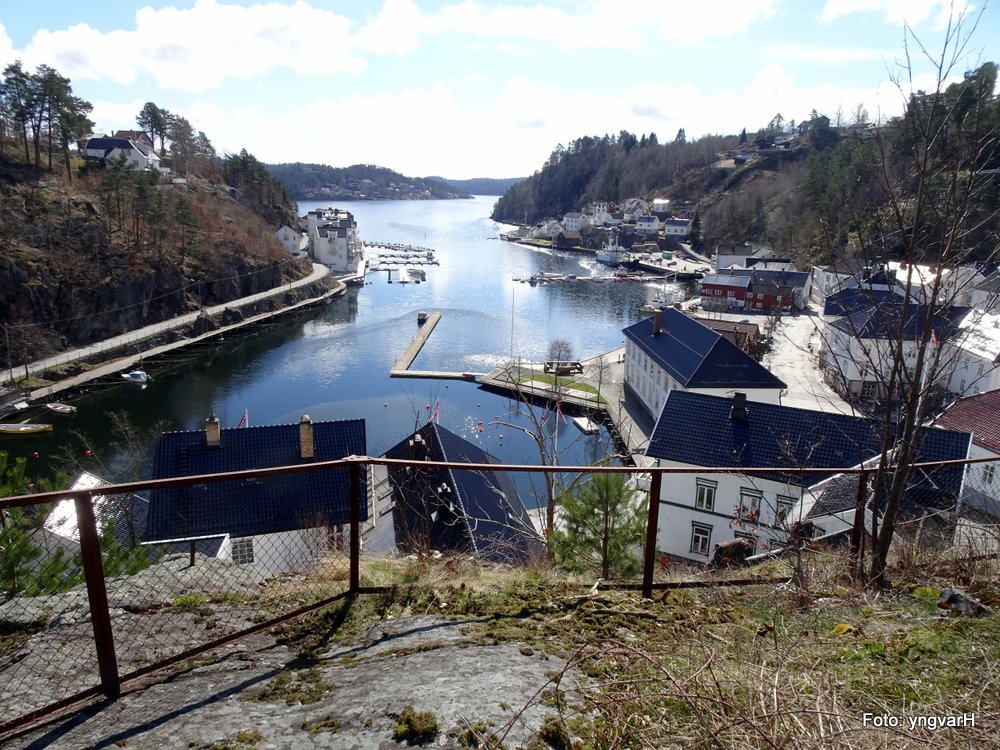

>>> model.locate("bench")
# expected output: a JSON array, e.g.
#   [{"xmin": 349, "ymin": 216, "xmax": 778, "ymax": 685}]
[{"xmin": 543, "ymin": 360, "xmax": 584, "ymax": 375}]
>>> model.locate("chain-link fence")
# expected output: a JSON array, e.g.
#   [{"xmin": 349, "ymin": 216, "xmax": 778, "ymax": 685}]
[{"xmin": 2, "ymin": 454, "xmax": 998, "ymax": 736}]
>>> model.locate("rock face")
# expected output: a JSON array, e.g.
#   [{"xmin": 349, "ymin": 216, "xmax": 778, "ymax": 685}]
[{"xmin": 0, "ymin": 166, "xmax": 310, "ymax": 366}]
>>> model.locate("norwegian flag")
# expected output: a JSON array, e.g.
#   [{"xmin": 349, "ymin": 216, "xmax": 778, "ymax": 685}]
[{"xmin": 235, "ymin": 408, "xmax": 248, "ymax": 428}]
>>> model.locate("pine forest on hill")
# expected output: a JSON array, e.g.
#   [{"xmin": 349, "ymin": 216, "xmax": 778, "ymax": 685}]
[
  {"xmin": 0, "ymin": 63, "xmax": 310, "ymax": 366},
  {"xmin": 491, "ymin": 62, "xmax": 1000, "ymax": 270}
]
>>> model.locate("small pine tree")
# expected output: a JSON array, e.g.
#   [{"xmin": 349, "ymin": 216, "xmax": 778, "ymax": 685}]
[{"xmin": 550, "ymin": 472, "xmax": 646, "ymax": 578}]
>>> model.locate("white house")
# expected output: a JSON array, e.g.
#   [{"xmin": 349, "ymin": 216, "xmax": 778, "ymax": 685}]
[
  {"xmin": 935, "ymin": 390, "xmax": 1000, "ymax": 553},
  {"xmin": 940, "ymin": 309, "xmax": 1000, "ymax": 397},
  {"xmin": 274, "ymin": 224, "xmax": 304, "ymax": 254},
  {"xmin": 532, "ymin": 220, "xmax": 565, "ymax": 241},
  {"xmin": 634, "ymin": 214, "xmax": 660, "ymax": 235},
  {"xmin": 820, "ymin": 304, "xmax": 970, "ymax": 400},
  {"xmin": 644, "ymin": 391, "xmax": 972, "ymax": 564},
  {"xmin": 304, "ymin": 208, "xmax": 365, "ymax": 275},
  {"xmin": 83, "ymin": 137, "xmax": 161, "ymax": 171},
  {"xmin": 561, "ymin": 212, "xmax": 590, "ymax": 233},
  {"xmin": 662, "ymin": 217, "xmax": 692, "ymax": 239},
  {"xmin": 810, "ymin": 259, "xmax": 867, "ymax": 306},
  {"xmin": 620, "ymin": 197, "xmax": 648, "ymax": 222},
  {"xmin": 622, "ymin": 308, "xmax": 786, "ymax": 423},
  {"xmin": 715, "ymin": 243, "xmax": 774, "ymax": 270},
  {"xmin": 971, "ymin": 272, "xmax": 1000, "ymax": 312}
]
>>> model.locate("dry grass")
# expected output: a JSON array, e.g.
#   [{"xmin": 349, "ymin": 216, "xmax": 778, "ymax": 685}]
[{"xmin": 268, "ymin": 549, "xmax": 999, "ymax": 749}]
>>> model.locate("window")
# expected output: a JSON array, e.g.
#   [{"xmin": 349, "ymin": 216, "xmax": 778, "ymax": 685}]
[
  {"xmin": 775, "ymin": 495, "xmax": 795, "ymax": 525},
  {"xmin": 985, "ymin": 464, "xmax": 996, "ymax": 485},
  {"xmin": 690, "ymin": 523, "xmax": 712, "ymax": 556},
  {"xmin": 231, "ymin": 537, "xmax": 255, "ymax": 565},
  {"xmin": 695, "ymin": 479, "xmax": 717, "ymax": 511},
  {"xmin": 739, "ymin": 487, "xmax": 763, "ymax": 517}
]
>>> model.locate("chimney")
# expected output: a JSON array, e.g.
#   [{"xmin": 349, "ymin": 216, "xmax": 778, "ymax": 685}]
[
  {"xmin": 730, "ymin": 392, "xmax": 748, "ymax": 423},
  {"xmin": 653, "ymin": 309, "xmax": 662, "ymax": 335},
  {"xmin": 299, "ymin": 414, "xmax": 315, "ymax": 459},
  {"xmin": 408, "ymin": 434, "xmax": 428, "ymax": 461},
  {"xmin": 205, "ymin": 414, "xmax": 221, "ymax": 447},
  {"xmin": 673, "ymin": 302, "xmax": 682, "ymax": 311}
]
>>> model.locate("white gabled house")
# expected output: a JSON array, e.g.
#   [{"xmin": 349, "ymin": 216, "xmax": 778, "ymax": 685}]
[
  {"xmin": 622, "ymin": 308, "xmax": 786, "ymax": 423},
  {"xmin": 820, "ymin": 304, "xmax": 970, "ymax": 400},
  {"xmin": 634, "ymin": 214, "xmax": 660, "ymax": 235},
  {"xmin": 644, "ymin": 391, "xmax": 972, "ymax": 564},
  {"xmin": 83, "ymin": 137, "xmax": 161, "ymax": 172},
  {"xmin": 274, "ymin": 224, "xmax": 304, "ymax": 254},
  {"xmin": 561, "ymin": 212, "xmax": 590, "ymax": 233}
]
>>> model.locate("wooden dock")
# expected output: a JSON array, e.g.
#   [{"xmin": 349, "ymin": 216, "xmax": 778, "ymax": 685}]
[{"xmin": 390, "ymin": 312, "xmax": 442, "ymax": 372}]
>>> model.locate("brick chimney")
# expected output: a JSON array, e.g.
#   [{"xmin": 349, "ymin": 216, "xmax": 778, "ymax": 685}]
[
  {"xmin": 653, "ymin": 309, "xmax": 662, "ymax": 335},
  {"xmin": 205, "ymin": 414, "xmax": 221, "ymax": 447},
  {"xmin": 299, "ymin": 414, "xmax": 315, "ymax": 459},
  {"xmin": 730, "ymin": 392, "xmax": 748, "ymax": 423}
]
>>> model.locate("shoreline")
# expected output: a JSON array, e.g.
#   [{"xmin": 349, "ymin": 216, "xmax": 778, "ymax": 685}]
[{"xmin": 0, "ymin": 266, "xmax": 350, "ymax": 419}]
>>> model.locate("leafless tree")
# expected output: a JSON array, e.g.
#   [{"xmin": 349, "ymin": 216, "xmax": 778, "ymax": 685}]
[{"xmin": 811, "ymin": 9, "xmax": 999, "ymax": 586}]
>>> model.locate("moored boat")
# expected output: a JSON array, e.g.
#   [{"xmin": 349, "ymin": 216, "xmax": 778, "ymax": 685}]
[
  {"xmin": 417, "ymin": 311, "xmax": 429, "ymax": 324},
  {"xmin": 122, "ymin": 370, "xmax": 150, "ymax": 383}
]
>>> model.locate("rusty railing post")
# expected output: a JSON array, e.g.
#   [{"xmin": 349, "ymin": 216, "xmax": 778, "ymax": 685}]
[
  {"xmin": 642, "ymin": 470, "xmax": 663, "ymax": 599},
  {"xmin": 349, "ymin": 461, "xmax": 361, "ymax": 593},
  {"xmin": 74, "ymin": 492, "xmax": 120, "ymax": 698}
]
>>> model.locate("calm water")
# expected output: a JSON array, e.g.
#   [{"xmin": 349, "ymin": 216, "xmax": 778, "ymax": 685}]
[{"xmin": 11, "ymin": 197, "xmax": 681, "ymax": 503}]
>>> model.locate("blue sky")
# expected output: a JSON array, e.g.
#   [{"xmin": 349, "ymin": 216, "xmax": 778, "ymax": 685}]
[{"xmin": 1, "ymin": 1, "xmax": 997, "ymax": 179}]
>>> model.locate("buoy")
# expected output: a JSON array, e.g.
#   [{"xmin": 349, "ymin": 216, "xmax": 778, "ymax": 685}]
[{"xmin": 384, "ymin": 403, "xmax": 388, "ymax": 408}]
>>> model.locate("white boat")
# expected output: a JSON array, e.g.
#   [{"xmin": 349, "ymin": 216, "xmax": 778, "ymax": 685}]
[
  {"xmin": 572, "ymin": 416, "xmax": 600, "ymax": 434},
  {"xmin": 45, "ymin": 402, "xmax": 77, "ymax": 416},
  {"xmin": 596, "ymin": 238, "xmax": 627, "ymax": 265},
  {"xmin": 122, "ymin": 370, "xmax": 150, "ymax": 383}
]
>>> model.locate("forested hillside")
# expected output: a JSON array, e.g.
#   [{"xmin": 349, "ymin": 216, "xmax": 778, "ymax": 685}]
[
  {"xmin": 265, "ymin": 162, "xmax": 470, "ymax": 200},
  {"xmin": 492, "ymin": 62, "xmax": 1000, "ymax": 267},
  {"xmin": 0, "ymin": 62, "xmax": 311, "ymax": 368}
]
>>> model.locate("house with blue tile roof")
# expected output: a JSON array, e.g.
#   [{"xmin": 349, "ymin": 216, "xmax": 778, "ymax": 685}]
[
  {"xmin": 382, "ymin": 422, "xmax": 544, "ymax": 563},
  {"xmin": 82, "ymin": 137, "xmax": 161, "ymax": 171},
  {"xmin": 622, "ymin": 308, "xmax": 786, "ymax": 422},
  {"xmin": 644, "ymin": 390, "xmax": 971, "ymax": 564},
  {"xmin": 820, "ymin": 304, "xmax": 970, "ymax": 400},
  {"xmin": 146, "ymin": 414, "xmax": 367, "ymax": 574}
]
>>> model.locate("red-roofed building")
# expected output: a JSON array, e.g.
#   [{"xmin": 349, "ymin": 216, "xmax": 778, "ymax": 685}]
[{"xmin": 934, "ymin": 390, "xmax": 1000, "ymax": 552}]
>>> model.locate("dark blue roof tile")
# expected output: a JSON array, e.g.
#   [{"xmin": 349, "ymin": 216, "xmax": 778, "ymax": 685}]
[
  {"xmin": 383, "ymin": 423, "xmax": 543, "ymax": 563},
  {"xmin": 147, "ymin": 419, "xmax": 367, "ymax": 541},
  {"xmin": 623, "ymin": 309, "xmax": 786, "ymax": 390}
]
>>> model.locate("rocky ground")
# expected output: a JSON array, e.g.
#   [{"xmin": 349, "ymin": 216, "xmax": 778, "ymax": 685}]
[{"xmin": 6, "ymin": 614, "xmax": 570, "ymax": 750}]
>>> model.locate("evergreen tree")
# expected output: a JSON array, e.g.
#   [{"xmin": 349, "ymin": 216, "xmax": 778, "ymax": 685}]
[{"xmin": 550, "ymin": 472, "xmax": 646, "ymax": 578}]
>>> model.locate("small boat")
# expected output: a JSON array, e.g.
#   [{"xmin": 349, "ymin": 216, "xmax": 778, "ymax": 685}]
[
  {"xmin": 0, "ymin": 422, "xmax": 53, "ymax": 435},
  {"xmin": 45, "ymin": 402, "xmax": 77, "ymax": 416},
  {"xmin": 572, "ymin": 416, "xmax": 600, "ymax": 434},
  {"xmin": 417, "ymin": 311, "xmax": 429, "ymax": 324},
  {"xmin": 122, "ymin": 370, "xmax": 150, "ymax": 383}
]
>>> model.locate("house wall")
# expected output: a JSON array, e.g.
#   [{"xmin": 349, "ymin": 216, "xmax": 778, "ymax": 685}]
[
  {"xmin": 623, "ymin": 341, "xmax": 781, "ymax": 422},
  {"xmin": 653, "ymin": 463, "xmax": 798, "ymax": 563},
  {"xmin": 275, "ymin": 225, "xmax": 303, "ymax": 254},
  {"xmin": 220, "ymin": 527, "xmax": 330, "ymax": 575},
  {"xmin": 809, "ymin": 267, "xmax": 858, "ymax": 305}
]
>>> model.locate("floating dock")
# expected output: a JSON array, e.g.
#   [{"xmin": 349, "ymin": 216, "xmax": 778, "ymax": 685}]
[{"xmin": 389, "ymin": 313, "xmax": 484, "ymax": 381}]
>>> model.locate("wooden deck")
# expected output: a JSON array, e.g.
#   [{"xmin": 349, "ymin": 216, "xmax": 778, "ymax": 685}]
[{"xmin": 388, "ymin": 312, "xmax": 486, "ymax": 381}]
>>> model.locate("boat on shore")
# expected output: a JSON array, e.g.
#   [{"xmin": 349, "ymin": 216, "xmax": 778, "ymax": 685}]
[
  {"xmin": 0, "ymin": 422, "xmax": 53, "ymax": 435},
  {"xmin": 122, "ymin": 370, "xmax": 150, "ymax": 383}
]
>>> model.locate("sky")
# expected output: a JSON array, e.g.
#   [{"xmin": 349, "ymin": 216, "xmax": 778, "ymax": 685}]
[{"xmin": 1, "ymin": 0, "xmax": 997, "ymax": 180}]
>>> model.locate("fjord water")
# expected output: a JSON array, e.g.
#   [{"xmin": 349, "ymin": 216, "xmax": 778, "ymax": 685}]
[{"xmin": 20, "ymin": 197, "xmax": 672, "ymax": 501}]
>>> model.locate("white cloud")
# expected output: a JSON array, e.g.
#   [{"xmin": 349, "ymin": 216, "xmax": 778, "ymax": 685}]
[
  {"xmin": 17, "ymin": 0, "xmax": 366, "ymax": 92},
  {"xmin": 820, "ymin": 0, "xmax": 975, "ymax": 29}
]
